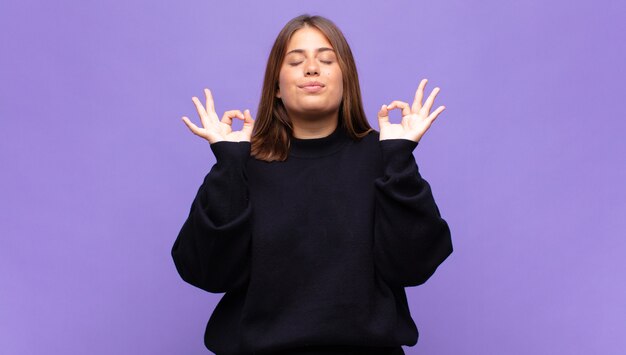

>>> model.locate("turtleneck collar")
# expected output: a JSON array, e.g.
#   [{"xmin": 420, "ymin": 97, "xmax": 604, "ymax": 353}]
[{"xmin": 288, "ymin": 123, "xmax": 351, "ymax": 159}]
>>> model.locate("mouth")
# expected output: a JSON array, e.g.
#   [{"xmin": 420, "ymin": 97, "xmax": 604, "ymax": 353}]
[
  {"xmin": 298, "ymin": 81, "xmax": 325, "ymax": 88},
  {"xmin": 299, "ymin": 82, "xmax": 325, "ymax": 93}
]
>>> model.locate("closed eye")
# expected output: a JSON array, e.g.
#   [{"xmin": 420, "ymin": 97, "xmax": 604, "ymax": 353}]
[{"xmin": 288, "ymin": 60, "xmax": 333, "ymax": 66}]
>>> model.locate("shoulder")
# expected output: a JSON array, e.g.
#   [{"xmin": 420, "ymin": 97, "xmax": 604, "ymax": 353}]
[
  {"xmin": 346, "ymin": 128, "xmax": 383, "ymax": 160},
  {"xmin": 367, "ymin": 128, "xmax": 380, "ymax": 138},
  {"xmin": 359, "ymin": 129, "xmax": 382, "ymax": 153},
  {"xmin": 359, "ymin": 128, "xmax": 380, "ymax": 145},
  {"xmin": 342, "ymin": 129, "xmax": 384, "ymax": 173}
]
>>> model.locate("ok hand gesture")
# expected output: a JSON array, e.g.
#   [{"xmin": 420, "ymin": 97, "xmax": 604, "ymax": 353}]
[
  {"xmin": 181, "ymin": 88, "xmax": 255, "ymax": 144},
  {"xmin": 377, "ymin": 78, "xmax": 446, "ymax": 143}
]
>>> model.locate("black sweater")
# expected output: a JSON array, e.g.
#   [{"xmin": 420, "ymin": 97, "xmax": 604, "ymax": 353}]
[{"xmin": 171, "ymin": 124, "xmax": 453, "ymax": 355}]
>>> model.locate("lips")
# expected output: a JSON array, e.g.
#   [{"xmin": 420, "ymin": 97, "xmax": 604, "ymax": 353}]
[
  {"xmin": 298, "ymin": 81, "xmax": 325, "ymax": 94},
  {"xmin": 298, "ymin": 81, "xmax": 325, "ymax": 88}
]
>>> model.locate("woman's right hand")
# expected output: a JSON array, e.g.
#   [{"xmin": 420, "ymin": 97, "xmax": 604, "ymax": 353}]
[{"xmin": 181, "ymin": 88, "xmax": 255, "ymax": 144}]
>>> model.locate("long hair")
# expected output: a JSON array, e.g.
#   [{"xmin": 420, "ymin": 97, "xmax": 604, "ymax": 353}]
[{"xmin": 251, "ymin": 14, "xmax": 373, "ymax": 162}]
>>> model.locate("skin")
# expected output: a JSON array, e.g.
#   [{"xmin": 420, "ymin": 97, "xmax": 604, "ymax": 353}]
[
  {"xmin": 181, "ymin": 89, "xmax": 254, "ymax": 144},
  {"xmin": 181, "ymin": 31, "xmax": 446, "ymax": 144},
  {"xmin": 378, "ymin": 78, "xmax": 447, "ymax": 143},
  {"xmin": 275, "ymin": 26, "xmax": 343, "ymax": 139}
]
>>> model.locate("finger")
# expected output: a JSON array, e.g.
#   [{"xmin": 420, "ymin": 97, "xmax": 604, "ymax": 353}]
[
  {"xmin": 377, "ymin": 104, "xmax": 390, "ymax": 123},
  {"xmin": 181, "ymin": 116, "xmax": 202, "ymax": 136},
  {"xmin": 241, "ymin": 109, "xmax": 255, "ymax": 139},
  {"xmin": 387, "ymin": 101, "xmax": 411, "ymax": 116},
  {"xmin": 427, "ymin": 105, "xmax": 446, "ymax": 123},
  {"xmin": 204, "ymin": 88, "xmax": 216, "ymax": 114},
  {"xmin": 422, "ymin": 87, "xmax": 441, "ymax": 114},
  {"xmin": 221, "ymin": 110, "xmax": 245, "ymax": 125},
  {"xmin": 191, "ymin": 96, "xmax": 210, "ymax": 127},
  {"xmin": 203, "ymin": 89, "xmax": 220, "ymax": 125},
  {"xmin": 412, "ymin": 78, "xmax": 428, "ymax": 112},
  {"xmin": 243, "ymin": 109, "xmax": 255, "ymax": 125}
]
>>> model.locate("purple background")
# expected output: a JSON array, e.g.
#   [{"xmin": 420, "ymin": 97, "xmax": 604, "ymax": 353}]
[{"xmin": 1, "ymin": 0, "xmax": 624, "ymax": 354}]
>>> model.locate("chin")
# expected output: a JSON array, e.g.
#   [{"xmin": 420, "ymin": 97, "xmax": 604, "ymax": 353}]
[
  {"xmin": 299, "ymin": 103, "xmax": 335, "ymax": 112},
  {"xmin": 301, "ymin": 97, "xmax": 340, "ymax": 108}
]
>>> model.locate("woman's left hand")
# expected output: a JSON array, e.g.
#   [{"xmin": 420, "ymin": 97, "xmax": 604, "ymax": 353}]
[{"xmin": 378, "ymin": 78, "xmax": 446, "ymax": 142}]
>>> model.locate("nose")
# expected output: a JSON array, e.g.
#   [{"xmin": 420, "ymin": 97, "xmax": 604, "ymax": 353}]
[{"xmin": 304, "ymin": 59, "xmax": 319, "ymax": 76}]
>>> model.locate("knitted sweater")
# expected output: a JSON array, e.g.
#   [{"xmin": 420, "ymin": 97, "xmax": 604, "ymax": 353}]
[{"xmin": 172, "ymin": 123, "xmax": 453, "ymax": 354}]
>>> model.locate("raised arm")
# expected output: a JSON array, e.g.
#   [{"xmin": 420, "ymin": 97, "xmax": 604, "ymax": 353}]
[
  {"xmin": 373, "ymin": 79, "xmax": 452, "ymax": 288},
  {"xmin": 171, "ymin": 89, "xmax": 255, "ymax": 293}
]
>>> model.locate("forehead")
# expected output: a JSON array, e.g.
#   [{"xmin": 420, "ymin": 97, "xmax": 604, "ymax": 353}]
[{"xmin": 285, "ymin": 26, "xmax": 333, "ymax": 53}]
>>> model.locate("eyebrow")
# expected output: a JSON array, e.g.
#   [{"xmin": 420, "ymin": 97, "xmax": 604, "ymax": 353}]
[{"xmin": 285, "ymin": 47, "xmax": 335, "ymax": 56}]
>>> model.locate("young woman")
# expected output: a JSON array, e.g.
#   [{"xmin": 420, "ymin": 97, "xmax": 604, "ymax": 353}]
[{"xmin": 172, "ymin": 14, "xmax": 452, "ymax": 355}]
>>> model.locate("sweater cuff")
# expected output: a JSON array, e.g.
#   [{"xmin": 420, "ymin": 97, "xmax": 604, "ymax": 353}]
[
  {"xmin": 379, "ymin": 139, "xmax": 418, "ymax": 172},
  {"xmin": 209, "ymin": 141, "xmax": 251, "ymax": 165}
]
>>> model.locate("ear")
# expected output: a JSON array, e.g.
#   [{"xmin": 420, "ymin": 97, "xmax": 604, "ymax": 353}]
[{"xmin": 275, "ymin": 87, "xmax": 281, "ymax": 99}]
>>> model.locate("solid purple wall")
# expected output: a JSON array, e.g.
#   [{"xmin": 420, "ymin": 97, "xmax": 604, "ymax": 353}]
[{"xmin": 1, "ymin": 0, "xmax": 624, "ymax": 354}]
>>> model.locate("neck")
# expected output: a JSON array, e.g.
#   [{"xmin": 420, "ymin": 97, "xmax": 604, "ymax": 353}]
[{"xmin": 289, "ymin": 111, "xmax": 339, "ymax": 139}]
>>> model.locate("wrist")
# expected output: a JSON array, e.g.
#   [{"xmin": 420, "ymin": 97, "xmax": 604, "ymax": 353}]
[{"xmin": 210, "ymin": 141, "xmax": 251, "ymax": 163}]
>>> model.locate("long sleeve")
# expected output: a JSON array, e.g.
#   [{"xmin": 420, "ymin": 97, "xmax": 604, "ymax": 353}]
[
  {"xmin": 171, "ymin": 141, "xmax": 252, "ymax": 294},
  {"xmin": 373, "ymin": 139, "xmax": 453, "ymax": 288}
]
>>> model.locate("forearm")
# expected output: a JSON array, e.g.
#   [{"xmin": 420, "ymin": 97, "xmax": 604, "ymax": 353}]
[
  {"xmin": 171, "ymin": 141, "xmax": 253, "ymax": 293},
  {"xmin": 373, "ymin": 139, "xmax": 453, "ymax": 288}
]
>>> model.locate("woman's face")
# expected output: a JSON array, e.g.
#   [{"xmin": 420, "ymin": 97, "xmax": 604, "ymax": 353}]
[{"xmin": 276, "ymin": 26, "xmax": 344, "ymax": 119}]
